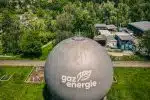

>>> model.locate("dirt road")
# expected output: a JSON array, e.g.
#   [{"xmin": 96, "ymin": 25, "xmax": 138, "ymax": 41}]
[{"xmin": 0, "ymin": 60, "xmax": 150, "ymax": 67}]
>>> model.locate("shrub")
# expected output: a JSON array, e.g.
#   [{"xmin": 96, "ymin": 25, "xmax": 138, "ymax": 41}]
[{"xmin": 19, "ymin": 31, "xmax": 42, "ymax": 58}]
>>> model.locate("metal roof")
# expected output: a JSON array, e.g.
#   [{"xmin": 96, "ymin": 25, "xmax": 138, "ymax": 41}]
[
  {"xmin": 129, "ymin": 21, "xmax": 150, "ymax": 31},
  {"xmin": 116, "ymin": 32, "xmax": 133, "ymax": 41},
  {"xmin": 99, "ymin": 30, "xmax": 111, "ymax": 36},
  {"xmin": 106, "ymin": 25, "xmax": 117, "ymax": 30},
  {"xmin": 95, "ymin": 24, "xmax": 107, "ymax": 28}
]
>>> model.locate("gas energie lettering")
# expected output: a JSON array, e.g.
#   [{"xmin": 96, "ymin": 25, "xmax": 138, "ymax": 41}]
[{"xmin": 61, "ymin": 70, "xmax": 98, "ymax": 90}]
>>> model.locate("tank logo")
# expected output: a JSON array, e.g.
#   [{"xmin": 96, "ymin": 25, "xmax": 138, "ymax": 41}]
[{"xmin": 61, "ymin": 70, "xmax": 98, "ymax": 90}]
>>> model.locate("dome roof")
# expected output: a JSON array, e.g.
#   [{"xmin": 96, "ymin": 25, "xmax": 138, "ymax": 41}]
[{"xmin": 45, "ymin": 36, "xmax": 113, "ymax": 100}]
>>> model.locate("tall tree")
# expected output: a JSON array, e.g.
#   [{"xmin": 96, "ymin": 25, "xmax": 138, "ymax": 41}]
[
  {"xmin": 117, "ymin": 3, "xmax": 130, "ymax": 26},
  {"xmin": 101, "ymin": 1, "xmax": 117, "ymax": 25},
  {"xmin": 56, "ymin": 12, "xmax": 74, "ymax": 31},
  {"xmin": 1, "ymin": 11, "xmax": 21, "ymax": 54},
  {"xmin": 139, "ymin": 31, "xmax": 150, "ymax": 57}
]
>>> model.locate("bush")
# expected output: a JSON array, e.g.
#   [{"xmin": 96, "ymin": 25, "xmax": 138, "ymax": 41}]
[
  {"xmin": 39, "ymin": 31, "xmax": 56, "ymax": 45},
  {"xmin": 56, "ymin": 30, "xmax": 73, "ymax": 43},
  {"xmin": 40, "ymin": 42, "xmax": 54, "ymax": 60},
  {"xmin": 19, "ymin": 31, "xmax": 42, "ymax": 58},
  {"xmin": 1, "ymin": 11, "xmax": 21, "ymax": 54},
  {"xmin": 110, "ymin": 55, "xmax": 148, "ymax": 61}
]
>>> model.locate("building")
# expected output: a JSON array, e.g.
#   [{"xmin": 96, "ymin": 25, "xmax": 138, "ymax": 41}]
[
  {"xmin": 115, "ymin": 32, "xmax": 135, "ymax": 51},
  {"xmin": 98, "ymin": 30, "xmax": 117, "ymax": 48},
  {"xmin": 106, "ymin": 24, "xmax": 117, "ymax": 31},
  {"xmin": 106, "ymin": 35, "xmax": 117, "ymax": 48},
  {"xmin": 128, "ymin": 21, "xmax": 150, "ymax": 35},
  {"xmin": 98, "ymin": 30, "xmax": 111, "ymax": 36},
  {"xmin": 119, "ymin": 27, "xmax": 133, "ymax": 35},
  {"xmin": 95, "ymin": 24, "xmax": 107, "ymax": 30},
  {"xmin": 95, "ymin": 24, "xmax": 117, "ymax": 31}
]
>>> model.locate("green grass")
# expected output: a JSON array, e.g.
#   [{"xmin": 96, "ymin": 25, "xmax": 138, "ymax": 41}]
[
  {"xmin": 40, "ymin": 41, "xmax": 53, "ymax": 60},
  {"xmin": 108, "ymin": 67, "xmax": 150, "ymax": 100},
  {"xmin": 0, "ymin": 67, "xmax": 44, "ymax": 100},
  {"xmin": 0, "ymin": 67, "xmax": 150, "ymax": 100}
]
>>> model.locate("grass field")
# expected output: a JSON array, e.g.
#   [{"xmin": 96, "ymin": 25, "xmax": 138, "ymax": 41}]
[
  {"xmin": 107, "ymin": 68, "xmax": 150, "ymax": 100},
  {"xmin": 0, "ymin": 67, "xmax": 150, "ymax": 100},
  {"xmin": 0, "ymin": 67, "xmax": 44, "ymax": 100}
]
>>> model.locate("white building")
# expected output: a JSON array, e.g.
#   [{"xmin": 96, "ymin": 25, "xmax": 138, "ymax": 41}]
[
  {"xmin": 98, "ymin": 30, "xmax": 111, "ymax": 36},
  {"xmin": 98, "ymin": 30, "xmax": 117, "ymax": 48}
]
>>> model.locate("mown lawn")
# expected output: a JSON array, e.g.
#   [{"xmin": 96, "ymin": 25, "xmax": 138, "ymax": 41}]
[
  {"xmin": 108, "ymin": 68, "xmax": 150, "ymax": 100},
  {"xmin": 0, "ymin": 67, "xmax": 150, "ymax": 100},
  {"xmin": 0, "ymin": 67, "xmax": 44, "ymax": 100}
]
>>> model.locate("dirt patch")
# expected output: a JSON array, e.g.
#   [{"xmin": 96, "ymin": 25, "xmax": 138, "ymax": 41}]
[{"xmin": 25, "ymin": 66, "xmax": 44, "ymax": 83}]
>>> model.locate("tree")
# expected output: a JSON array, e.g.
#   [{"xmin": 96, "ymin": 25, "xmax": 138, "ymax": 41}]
[
  {"xmin": 20, "ymin": 12, "xmax": 46, "ymax": 31},
  {"xmin": 117, "ymin": 3, "xmax": 130, "ymax": 26},
  {"xmin": 56, "ymin": 12, "xmax": 74, "ymax": 31},
  {"xmin": 56, "ymin": 30, "xmax": 73, "ymax": 43},
  {"xmin": 39, "ymin": 31, "xmax": 56, "ymax": 45},
  {"xmin": 101, "ymin": 1, "xmax": 117, "ymax": 25},
  {"xmin": 1, "ymin": 11, "xmax": 21, "ymax": 54},
  {"xmin": 19, "ymin": 31, "xmax": 42, "ymax": 57},
  {"xmin": 0, "ymin": 0, "xmax": 7, "ymax": 8},
  {"xmin": 139, "ymin": 31, "xmax": 150, "ymax": 57}
]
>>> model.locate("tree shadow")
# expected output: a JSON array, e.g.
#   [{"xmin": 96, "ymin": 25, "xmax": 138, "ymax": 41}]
[{"xmin": 43, "ymin": 84, "xmax": 64, "ymax": 100}]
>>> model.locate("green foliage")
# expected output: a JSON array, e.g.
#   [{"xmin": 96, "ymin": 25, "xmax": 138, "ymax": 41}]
[
  {"xmin": 1, "ymin": 10, "xmax": 21, "ymax": 54},
  {"xmin": 56, "ymin": 12, "xmax": 74, "ymax": 31},
  {"xmin": 139, "ymin": 31, "xmax": 150, "ymax": 56},
  {"xmin": 0, "ymin": 0, "xmax": 150, "ymax": 59},
  {"xmin": 19, "ymin": 31, "xmax": 42, "ymax": 57},
  {"xmin": 56, "ymin": 30, "xmax": 73, "ymax": 43},
  {"xmin": 117, "ymin": 3, "xmax": 130, "ymax": 26},
  {"xmin": 110, "ymin": 55, "xmax": 147, "ymax": 61},
  {"xmin": 40, "ymin": 41, "xmax": 53, "ymax": 60},
  {"xmin": 102, "ymin": 1, "xmax": 117, "ymax": 25},
  {"xmin": 39, "ymin": 31, "xmax": 56, "ymax": 45}
]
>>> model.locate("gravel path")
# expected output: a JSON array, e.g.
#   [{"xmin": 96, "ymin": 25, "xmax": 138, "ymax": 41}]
[{"xmin": 0, "ymin": 60, "xmax": 150, "ymax": 67}]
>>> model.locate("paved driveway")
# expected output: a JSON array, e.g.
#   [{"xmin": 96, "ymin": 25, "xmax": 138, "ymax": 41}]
[{"xmin": 0, "ymin": 60, "xmax": 150, "ymax": 67}]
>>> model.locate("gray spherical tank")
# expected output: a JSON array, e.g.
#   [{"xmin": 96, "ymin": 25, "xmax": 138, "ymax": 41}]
[{"xmin": 44, "ymin": 37, "xmax": 113, "ymax": 100}]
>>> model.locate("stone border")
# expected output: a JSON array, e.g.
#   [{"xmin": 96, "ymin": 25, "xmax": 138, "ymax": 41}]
[
  {"xmin": 0, "ymin": 73, "xmax": 14, "ymax": 81},
  {"xmin": 24, "ymin": 66, "xmax": 44, "ymax": 84},
  {"xmin": 24, "ymin": 67, "xmax": 35, "ymax": 83}
]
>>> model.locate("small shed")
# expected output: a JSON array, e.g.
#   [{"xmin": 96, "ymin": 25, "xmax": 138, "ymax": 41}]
[
  {"xmin": 115, "ymin": 32, "xmax": 135, "ymax": 50},
  {"xmin": 128, "ymin": 21, "xmax": 150, "ymax": 36}
]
